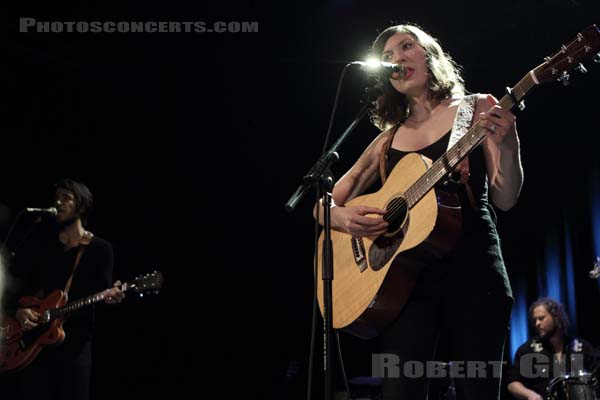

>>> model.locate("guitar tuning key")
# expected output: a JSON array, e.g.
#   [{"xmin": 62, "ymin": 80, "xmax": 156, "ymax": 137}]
[
  {"xmin": 518, "ymin": 101, "xmax": 526, "ymax": 111},
  {"xmin": 594, "ymin": 53, "xmax": 600, "ymax": 64},
  {"xmin": 576, "ymin": 63, "xmax": 588, "ymax": 74},
  {"xmin": 557, "ymin": 71, "xmax": 570, "ymax": 86}
]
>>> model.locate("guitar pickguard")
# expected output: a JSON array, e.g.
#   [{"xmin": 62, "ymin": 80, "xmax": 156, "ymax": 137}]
[{"xmin": 368, "ymin": 213, "xmax": 409, "ymax": 271}]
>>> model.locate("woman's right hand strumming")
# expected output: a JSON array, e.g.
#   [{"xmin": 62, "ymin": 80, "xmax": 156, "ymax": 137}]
[{"xmin": 330, "ymin": 205, "xmax": 388, "ymax": 237}]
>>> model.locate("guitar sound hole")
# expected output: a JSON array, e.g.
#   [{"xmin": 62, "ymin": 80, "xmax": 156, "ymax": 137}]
[
  {"xmin": 385, "ymin": 196, "xmax": 408, "ymax": 234},
  {"xmin": 369, "ymin": 195, "xmax": 409, "ymax": 270}
]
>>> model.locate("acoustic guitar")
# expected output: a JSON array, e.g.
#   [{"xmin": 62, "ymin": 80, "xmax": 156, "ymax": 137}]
[{"xmin": 317, "ymin": 25, "xmax": 600, "ymax": 339}]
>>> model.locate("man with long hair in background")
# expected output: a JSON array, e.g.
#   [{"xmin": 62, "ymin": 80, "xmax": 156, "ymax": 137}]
[{"xmin": 507, "ymin": 297, "xmax": 598, "ymax": 400}]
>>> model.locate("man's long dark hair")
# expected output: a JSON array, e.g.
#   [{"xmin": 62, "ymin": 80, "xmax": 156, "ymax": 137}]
[
  {"xmin": 53, "ymin": 178, "xmax": 94, "ymax": 227},
  {"xmin": 529, "ymin": 297, "xmax": 570, "ymax": 336}
]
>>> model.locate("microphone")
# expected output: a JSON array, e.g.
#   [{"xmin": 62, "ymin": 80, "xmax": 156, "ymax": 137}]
[
  {"xmin": 351, "ymin": 60, "xmax": 407, "ymax": 78},
  {"xmin": 589, "ymin": 257, "xmax": 600, "ymax": 279},
  {"xmin": 26, "ymin": 207, "xmax": 58, "ymax": 216}
]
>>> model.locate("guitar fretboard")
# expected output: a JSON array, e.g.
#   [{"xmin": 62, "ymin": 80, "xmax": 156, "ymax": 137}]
[
  {"xmin": 49, "ymin": 291, "xmax": 110, "ymax": 320},
  {"xmin": 403, "ymin": 72, "xmax": 537, "ymax": 208}
]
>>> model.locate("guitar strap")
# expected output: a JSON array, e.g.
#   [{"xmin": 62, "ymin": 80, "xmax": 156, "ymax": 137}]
[
  {"xmin": 378, "ymin": 95, "xmax": 478, "ymax": 209},
  {"xmin": 378, "ymin": 124, "xmax": 398, "ymax": 185},
  {"xmin": 63, "ymin": 230, "xmax": 94, "ymax": 296},
  {"xmin": 448, "ymin": 94, "xmax": 478, "ymax": 209}
]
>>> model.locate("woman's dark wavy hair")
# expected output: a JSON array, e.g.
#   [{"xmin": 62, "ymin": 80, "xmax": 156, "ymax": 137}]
[
  {"xmin": 529, "ymin": 297, "xmax": 570, "ymax": 336},
  {"xmin": 369, "ymin": 24, "xmax": 465, "ymax": 131},
  {"xmin": 53, "ymin": 178, "xmax": 94, "ymax": 227}
]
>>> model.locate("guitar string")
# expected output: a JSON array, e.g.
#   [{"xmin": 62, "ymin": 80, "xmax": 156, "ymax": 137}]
[
  {"xmin": 383, "ymin": 126, "xmax": 484, "ymax": 221},
  {"xmin": 383, "ymin": 100, "xmax": 522, "ymax": 222},
  {"xmin": 384, "ymin": 87, "xmax": 524, "ymax": 220},
  {"xmin": 381, "ymin": 72, "xmax": 537, "ymax": 224},
  {"xmin": 385, "ymin": 106, "xmax": 509, "ymax": 219},
  {"xmin": 383, "ymin": 124, "xmax": 488, "ymax": 222},
  {"xmin": 381, "ymin": 50, "xmax": 589, "ymax": 224},
  {"xmin": 49, "ymin": 276, "xmax": 160, "ymax": 319}
]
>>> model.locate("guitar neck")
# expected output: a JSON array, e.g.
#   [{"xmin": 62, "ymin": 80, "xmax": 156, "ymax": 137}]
[
  {"xmin": 49, "ymin": 284, "xmax": 129, "ymax": 320},
  {"xmin": 405, "ymin": 72, "xmax": 537, "ymax": 208}
]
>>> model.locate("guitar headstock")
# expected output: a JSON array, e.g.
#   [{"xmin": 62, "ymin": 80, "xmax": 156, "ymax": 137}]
[
  {"xmin": 127, "ymin": 270, "xmax": 164, "ymax": 296},
  {"xmin": 532, "ymin": 25, "xmax": 600, "ymax": 85}
]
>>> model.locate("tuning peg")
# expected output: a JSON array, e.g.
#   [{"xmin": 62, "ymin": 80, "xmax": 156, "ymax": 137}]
[
  {"xmin": 557, "ymin": 71, "xmax": 570, "ymax": 86},
  {"xmin": 518, "ymin": 101, "xmax": 526, "ymax": 111},
  {"xmin": 594, "ymin": 53, "xmax": 600, "ymax": 64},
  {"xmin": 576, "ymin": 63, "xmax": 588, "ymax": 74}
]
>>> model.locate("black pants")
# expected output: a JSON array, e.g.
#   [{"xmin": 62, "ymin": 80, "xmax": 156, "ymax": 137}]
[
  {"xmin": 378, "ymin": 261, "xmax": 512, "ymax": 400},
  {"xmin": 18, "ymin": 340, "xmax": 92, "ymax": 400}
]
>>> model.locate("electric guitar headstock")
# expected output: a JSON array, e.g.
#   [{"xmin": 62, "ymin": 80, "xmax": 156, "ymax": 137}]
[{"xmin": 124, "ymin": 270, "xmax": 164, "ymax": 297}]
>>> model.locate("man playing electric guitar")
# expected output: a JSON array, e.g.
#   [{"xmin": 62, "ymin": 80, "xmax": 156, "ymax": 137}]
[{"xmin": 5, "ymin": 178, "xmax": 124, "ymax": 400}]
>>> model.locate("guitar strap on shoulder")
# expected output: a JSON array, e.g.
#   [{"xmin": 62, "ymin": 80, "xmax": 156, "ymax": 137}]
[
  {"xmin": 378, "ymin": 124, "xmax": 400, "ymax": 185},
  {"xmin": 378, "ymin": 95, "xmax": 479, "ymax": 208},
  {"xmin": 63, "ymin": 230, "xmax": 94, "ymax": 296},
  {"xmin": 448, "ymin": 94, "xmax": 478, "ymax": 149},
  {"xmin": 448, "ymin": 94, "xmax": 478, "ymax": 209}
]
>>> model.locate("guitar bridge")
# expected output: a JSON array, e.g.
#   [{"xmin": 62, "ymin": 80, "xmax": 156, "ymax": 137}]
[{"xmin": 351, "ymin": 237, "xmax": 368, "ymax": 272}]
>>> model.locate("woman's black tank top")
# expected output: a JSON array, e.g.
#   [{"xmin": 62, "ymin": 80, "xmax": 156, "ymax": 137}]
[{"xmin": 384, "ymin": 130, "xmax": 513, "ymax": 298}]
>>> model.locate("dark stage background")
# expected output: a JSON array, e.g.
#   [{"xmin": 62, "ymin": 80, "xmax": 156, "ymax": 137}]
[{"xmin": 2, "ymin": 1, "xmax": 600, "ymax": 399}]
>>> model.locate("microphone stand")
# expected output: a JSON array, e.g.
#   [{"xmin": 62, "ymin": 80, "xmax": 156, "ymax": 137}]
[{"xmin": 285, "ymin": 101, "xmax": 371, "ymax": 400}]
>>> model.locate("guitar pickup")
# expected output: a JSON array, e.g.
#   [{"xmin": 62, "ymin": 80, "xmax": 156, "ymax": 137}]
[{"xmin": 351, "ymin": 237, "xmax": 368, "ymax": 273}]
